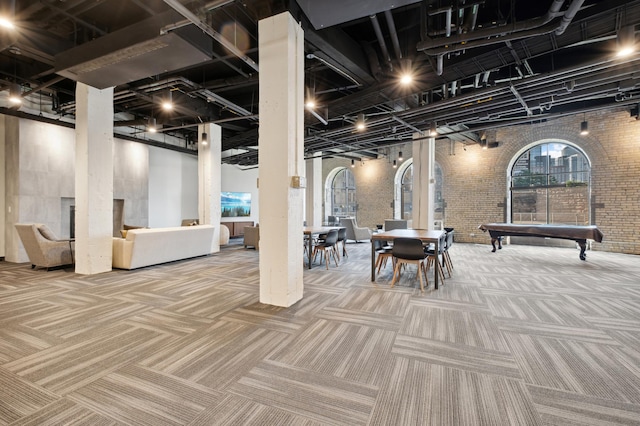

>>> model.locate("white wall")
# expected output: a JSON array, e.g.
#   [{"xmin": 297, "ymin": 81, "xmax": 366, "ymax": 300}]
[
  {"xmin": 221, "ymin": 164, "xmax": 259, "ymax": 224},
  {"xmin": 148, "ymin": 146, "xmax": 198, "ymax": 228}
]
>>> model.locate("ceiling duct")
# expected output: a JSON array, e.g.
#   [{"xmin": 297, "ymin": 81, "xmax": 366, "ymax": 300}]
[
  {"xmin": 296, "ymin": 0, "xmax": 422, "ymax": 29},
  {"xmin": 54, "ymin": 11, "xmax": 213, "ymax": 89}
]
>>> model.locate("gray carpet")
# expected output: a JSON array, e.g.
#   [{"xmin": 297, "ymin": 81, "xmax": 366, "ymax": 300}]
[{"xmin": 1, "ymin": 240, "xmax": 639, "ymax": 425}]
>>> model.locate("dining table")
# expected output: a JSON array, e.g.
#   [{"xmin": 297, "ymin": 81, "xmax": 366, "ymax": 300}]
[
  {"xmin": 371, "ymin": 228, "xmax": 446, "ymax": 289},
  {"xmin": 303, "ymin": 226, "xmax": 344, "ymax": 269}
]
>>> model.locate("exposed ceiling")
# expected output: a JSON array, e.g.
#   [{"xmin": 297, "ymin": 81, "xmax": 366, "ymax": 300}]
[{"xmin": 1, "ymin": 0, "xmax": 639, "ymax": 166}]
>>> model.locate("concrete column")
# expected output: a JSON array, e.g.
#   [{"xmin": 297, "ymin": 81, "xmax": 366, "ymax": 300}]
[
  {"xmin": 305, "ymin": 152, "xmax": 322, "ymax": 226},
  {"xmin": 0, "ymin": 115, "xmax": 5, "ymax": 258},
  {"xmin": 74, "ymin": 83, "xmax": 114, "ymax": 274},
  {"xmin": 412, "ymin": 134, "xmax": 435, "ymax": 230},
  {"xmin": 258, "ymin": 12, "xmax": 305, "ymax": 307},
  {"xmin": 198, "ymin": 123, "xmax": 222, "ymax": 253}
]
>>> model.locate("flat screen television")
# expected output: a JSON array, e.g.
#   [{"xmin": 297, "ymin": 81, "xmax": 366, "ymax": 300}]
[{"xmin": 221, "ymin": 192, "xmax": 251, "ymax": 217}]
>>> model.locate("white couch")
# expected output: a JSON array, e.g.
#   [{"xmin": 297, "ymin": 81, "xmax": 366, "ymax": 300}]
[{"xmin": 112, "ymin": 225, "xmax": 215, "ymax": 270}]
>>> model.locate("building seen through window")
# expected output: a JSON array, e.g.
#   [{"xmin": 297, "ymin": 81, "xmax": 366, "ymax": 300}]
[{"xmin": 511, "ymin": 142, "xmax": 590, "ymax": 225}]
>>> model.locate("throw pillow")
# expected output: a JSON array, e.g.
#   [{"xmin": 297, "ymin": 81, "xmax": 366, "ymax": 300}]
[{"xmin": 38, "ymin": 225, "xmax": 57, "ymax": 241}]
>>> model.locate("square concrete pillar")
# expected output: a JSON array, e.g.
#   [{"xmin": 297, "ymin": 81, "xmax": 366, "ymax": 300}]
[
  {"xmin": 258, "ymin": 12, "xmax": 305, "ymax": 307},
  {"xmin": 412, "ymin": 135, "xmax": 436, "ymax": 230}
]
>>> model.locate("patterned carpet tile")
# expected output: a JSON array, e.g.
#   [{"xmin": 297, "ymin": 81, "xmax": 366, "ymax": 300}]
[
  {"xmin": 400, "ymin": 304, "xmax": 509, "ymax": 352},
  {"xmin": 24, "ymin": 301, "xmax": 153, "ymax": 339},
  {"xmin": 269, "ymin": 319, "xmax": 396, "ymax": 386},
  {"xmin": 315, "ymin": 307, "xmax": 404, "ymax": 332},
  {"xmin": 560, "ymin": 294, "xmax": 640, "ymax": 320},
  {"xmin": 229, "ymin": 360, "xmax": 378, "ymax": 426},
  {"xmin": 0, "ymin": 367, "xmax": 59, "ymax": 425},
  {"xmin": 4, "ymin": 324, "xmax": 171, "ymax": 395},
  {"xmin": 9, "ymin": 398, "xmax": 122, "ymax": 426},
  {"xmin": 368, "ymin": 358, "xmax": 542, "ymax": 426},
  {"xmin": 219, "ymin": 303, "xmax": 311, "ymax": 334},
  {"xmin": 2, "ymin": 242, "xmax": 640, "ymax": 424},
  {"xmin": 528, "ymin": 385, "xmax": 640, "ymax": 426},
  {"xmin": 124, "ymin": 309, "xmax": 214, "ymax": 336},
  {"xmin": 483, "ymin": 294, "xmax": 590, "ymax": 326},
  {"xmin": 327, "ymin": 287, "xmax": 412, "ymax": 317},
  {"xmin": 496, "ymin": 318, "xmax": 622, "ymax": 345},
  {"xmin": 392, "ymin": 335, "xmax": 522, "ymax": 379},
  {"xmin": 139, "ymin": 321, "xmax": 290, "ymax": 390},
  {"xmin": 0, "ymin": 324, "xmax": 65, "ymax": 364},
  {"xmin": 189, "ymin": 394, "xmax": 326, "ymax": 426},
  {"xmin": 68, "ymin": 364, "xmax": 222, "ymax": 426},
  {"xmin": 504, "ymin": 333, "xmax": 640, "ymax": 404},
  {"xmin": 164, "ymin": 289, "xmax": 259, "ymax": 319}
]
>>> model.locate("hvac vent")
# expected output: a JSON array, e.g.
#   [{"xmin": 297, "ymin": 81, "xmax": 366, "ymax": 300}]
[{"xmin": 55, "ymin": 11, "xmax": 212, "ymax": 89}]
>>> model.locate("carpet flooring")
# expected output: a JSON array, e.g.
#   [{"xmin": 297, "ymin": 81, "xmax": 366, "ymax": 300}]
[{"xmin": 1, "ymin": 240, "xmax": 639, "ymax": 425}]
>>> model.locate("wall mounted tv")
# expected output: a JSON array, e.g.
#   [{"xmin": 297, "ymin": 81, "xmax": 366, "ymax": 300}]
[{"xmin": 221, "ymin": 192, "xmax": 251, "ymax": 217}]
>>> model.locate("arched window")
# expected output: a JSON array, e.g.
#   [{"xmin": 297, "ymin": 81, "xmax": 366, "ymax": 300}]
[
  {"xmin": 395, "ymin": 161, "xmax": 444, "ymax": 221},
  {"xmin": 510, "ymin": 142, "xmax": 590, "ymax": 225},
  {"xmin": 330, "ymin": 168, "xmax": 357, "ymax": 217}
]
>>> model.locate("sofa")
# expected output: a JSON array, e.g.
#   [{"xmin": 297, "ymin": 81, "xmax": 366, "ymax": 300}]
[
  {"xmin": 181, "ymin": 219, "xmax": 229, "ymax": 245},
  {"xmin": 112, "ymin": 225, "xmax": 215, "ymax": 269},
  {"xmin": 15, "ymin": 223, "xmax": 75, "ymax": 270}
]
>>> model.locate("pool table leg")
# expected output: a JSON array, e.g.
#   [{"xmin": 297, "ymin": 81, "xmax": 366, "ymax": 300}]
[{"xmin": 577, "ymin": 239, "xmax": 587, "ymax": 260}]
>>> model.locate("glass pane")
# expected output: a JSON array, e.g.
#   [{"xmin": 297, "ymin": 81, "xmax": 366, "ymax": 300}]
[
  {"xmin": 512, "ymin": 188, "xmax": 547, "ymax": 224},
  {"xmin": 548, "ymin": 185, "xmax": 589, "ymax": 225},
  {"xmin": 511, "ymin": 142, "xmax": 590, "ymax": 225}
]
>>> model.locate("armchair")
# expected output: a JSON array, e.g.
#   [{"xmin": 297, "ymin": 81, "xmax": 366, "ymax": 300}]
[
  {"xmin": 340, "ymin": 217, "xmax": 372, "ymax": 242},
  {"xmin": 15, "ymin": 223, "xmax": 75, "ymax": 270},
  {"xmin": 243, "ymin": 225, "xmax": 259, "ymax": 249}
]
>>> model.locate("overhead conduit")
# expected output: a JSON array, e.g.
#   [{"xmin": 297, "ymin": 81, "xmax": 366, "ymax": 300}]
[{"xmin": 417, "ymin": 0, "xmax": 586, "ymax": 57}]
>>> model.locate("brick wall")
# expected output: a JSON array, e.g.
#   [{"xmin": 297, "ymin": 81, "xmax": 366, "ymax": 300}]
[{"xmin": 320, "ymin": 107, "xmax": 640, "ymax": 255}]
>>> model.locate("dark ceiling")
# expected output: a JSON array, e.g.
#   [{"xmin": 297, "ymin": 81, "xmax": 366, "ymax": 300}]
[{"xmin": 1, "ymin": 0, "xmax": 639, "ymax": 166}]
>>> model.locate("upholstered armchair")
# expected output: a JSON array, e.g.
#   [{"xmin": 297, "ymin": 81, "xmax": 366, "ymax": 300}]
[
  {"xmin": 243, "ymin": 225, "xmax": 259, "ymax": 249},
  {"xmin": 340, "ymin": 217, "xmax": 372, "ymax": 242},
  {"xmin": 15, "ymin": 223, "xmax": 75, "ymax": 270}
]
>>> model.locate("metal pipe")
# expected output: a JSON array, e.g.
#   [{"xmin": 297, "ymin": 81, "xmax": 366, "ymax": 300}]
[
  {"xmin": 418, "ymin": 0, "xmax": 564, "ymax": 52},
  {"xmin": 370, "ymin": 14, "xmax": 391, "ymax": 64},
  {"xmin": 555, "ymin": 0, "xmax": 586, "ymax": 35},
  {"xmin": 384, "ymin": 10, "xmax": 403, "ymax": 60}
]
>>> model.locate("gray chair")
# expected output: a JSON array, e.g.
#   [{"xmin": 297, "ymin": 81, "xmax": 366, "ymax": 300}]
[
  {"xmin": 384, "ymin": 219, "xmax": 408, "ymax": 231},
  {"xmin": 391, "ymin": 237, "xmax": 428, "ymax": 291},
  {"xmin": 15, "ymin": 223, "xmax": 74, "ymax": 270},
  {"xmin": 339, "ymin": 217, "xmax": 372, "ymax": 242},
  {"xmin": 312, "ymin": 229, "xmax": 339, "ymax": 269}
]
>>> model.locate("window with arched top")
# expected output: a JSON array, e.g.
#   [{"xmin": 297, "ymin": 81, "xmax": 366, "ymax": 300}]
[
  {"xmin": 330, "ymin": 168, "xmax": 357, "ymax": 217},
  {"xmin": 510, "ymin": 142, "xmax": 591, "ymax": 225},
  {"xmin": 396, "ymin": 161, "xmax": 444, "ymax": 221}
]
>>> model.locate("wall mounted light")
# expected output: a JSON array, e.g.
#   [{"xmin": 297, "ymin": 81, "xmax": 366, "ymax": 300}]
[
  {"xmin": 201, "ymin": 132, "xmax": 208, "ymax": 145},
  {"xmin": 392, "ymin": 159, "xmax": 397, "ymax": 168},
  {"xmin": 580, "ymin": 120, "xmax": 589, "ymax": 136},
  {"xmin": 351, "ymin": 159, "xmax": 355, "ymax": 167},
  {"xmin": 398, "ymin": 151, "xmax": 403, "ymax": 161}
]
